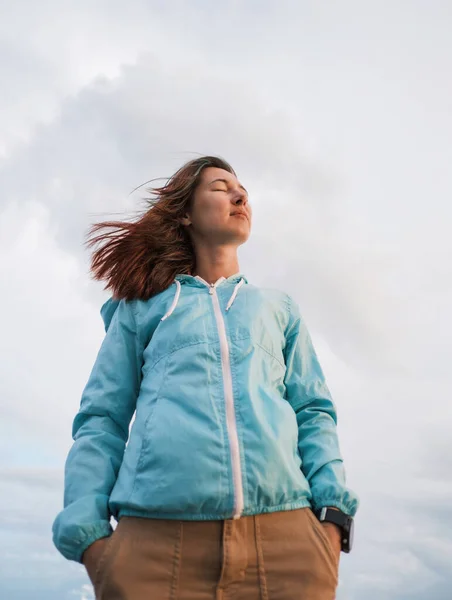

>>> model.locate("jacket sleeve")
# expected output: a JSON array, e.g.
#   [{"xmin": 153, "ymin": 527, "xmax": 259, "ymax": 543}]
[
  {"xmin": 283, "ymin": 296, "xmax": 359, "ymax": 517},
  {"xmin": 52, "ymin": 299, "xmax": 144, "ymax": 563}
]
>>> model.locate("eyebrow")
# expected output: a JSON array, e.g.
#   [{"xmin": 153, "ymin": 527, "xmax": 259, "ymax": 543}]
[{"xmin": 208, "ymin": 178, "xmax": 248, "ymax": 194}]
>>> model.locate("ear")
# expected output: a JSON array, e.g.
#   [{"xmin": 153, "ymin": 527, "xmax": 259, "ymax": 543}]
[{"xmin": 179, "ymin": 213, "xmax": 192, "ymax": 227}]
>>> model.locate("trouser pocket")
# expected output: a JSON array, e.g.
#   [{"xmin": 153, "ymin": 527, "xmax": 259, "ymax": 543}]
[
  {"xmin": 305, "ymin": 508, "xmax": 339, "ymax": 575},
  {"xmin": 93, "ymin": 526, "xmax": 121, "ymax": 596}
]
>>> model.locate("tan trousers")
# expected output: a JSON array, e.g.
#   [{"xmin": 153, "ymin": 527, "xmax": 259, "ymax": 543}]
[{"xmin": 93, "ymin": 507, "xmax": 338, "ymax": 600}]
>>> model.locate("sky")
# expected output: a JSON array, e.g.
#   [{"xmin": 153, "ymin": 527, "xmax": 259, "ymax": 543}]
[{"xmin": 1, "ymin": 1, "xmax": 451, "ymax": 598}]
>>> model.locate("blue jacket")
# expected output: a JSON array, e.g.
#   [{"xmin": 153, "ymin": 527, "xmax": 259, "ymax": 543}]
[{"xmin": 52, "ymin": 273, "xmax": 359, "ymax": 563}]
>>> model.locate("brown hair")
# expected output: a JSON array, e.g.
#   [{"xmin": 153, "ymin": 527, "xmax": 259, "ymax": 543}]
[{"xmin": 85, "ymin": 155, "xmax": 236, "ymax": 301}]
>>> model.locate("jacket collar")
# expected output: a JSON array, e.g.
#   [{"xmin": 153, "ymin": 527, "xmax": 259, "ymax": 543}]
[{"xmin": 174, "ymin": 273, "xmax": 248, "ymax": 287}]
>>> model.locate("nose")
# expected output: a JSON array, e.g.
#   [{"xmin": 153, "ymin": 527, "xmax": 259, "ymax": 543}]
[{"xmin": 233, "ymin": 191, "xmax": 248, "ymax": 207}]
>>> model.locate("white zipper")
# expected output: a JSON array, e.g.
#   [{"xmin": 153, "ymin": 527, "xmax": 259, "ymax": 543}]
[{"xmin": 196, "ymin": 277, "xmax": 244, "ymax": 519}]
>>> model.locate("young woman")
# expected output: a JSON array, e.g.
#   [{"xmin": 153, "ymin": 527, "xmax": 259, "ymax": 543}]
[{"xmin": 52, "ymin": 156, "xmax": 359, "ymax": 599}]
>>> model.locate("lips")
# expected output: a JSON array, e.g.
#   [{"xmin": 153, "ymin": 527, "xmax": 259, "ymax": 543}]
[{"xmin": 231, "ymin": 212, "xmax": 248, "ymax": 220}]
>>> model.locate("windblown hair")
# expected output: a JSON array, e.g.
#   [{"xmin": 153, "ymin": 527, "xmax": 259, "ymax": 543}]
[{"xmin": 85, "ymin": 155, "xmax": 236, "ymax": 301}]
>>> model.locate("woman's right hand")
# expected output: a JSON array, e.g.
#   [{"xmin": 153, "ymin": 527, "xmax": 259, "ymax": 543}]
[{"xmin": 82, "ymin": 537, "xmax": 110, "ymax": 585}]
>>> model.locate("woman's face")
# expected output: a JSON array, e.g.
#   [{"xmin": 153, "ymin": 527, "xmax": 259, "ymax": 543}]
[{"xmin": 182, "ymin": 167, "xmax": 252, "ymax": 246}]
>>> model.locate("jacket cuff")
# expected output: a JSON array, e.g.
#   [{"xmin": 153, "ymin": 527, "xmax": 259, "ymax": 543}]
[
  {"xmin": 311, "ymin": 497, "xmax": 359, "ymax": 517},
  {"xmin": 307, "ymin": 460, "xmax": 360, "ymax": 518},
  {"xmin": 52, "ymin": 519, "xmax": 113, "ymax": 563}
]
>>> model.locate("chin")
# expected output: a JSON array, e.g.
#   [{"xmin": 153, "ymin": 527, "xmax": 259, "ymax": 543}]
[
  {"xmin": 236, "ymin": 232, "xmax": 251, "ymax": 245},
  {"xmin": 218, "ymin": 224, "xmax": 251, "ymax": 245}
]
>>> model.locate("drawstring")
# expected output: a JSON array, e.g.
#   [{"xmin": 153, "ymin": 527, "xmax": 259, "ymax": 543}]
[
  {"xmin": 161, "ymin": 277, "xmax": 244, "ymax": 320},
  {"xmin": 226, "ymin": 278, "xmax": 245, "ymax": 311},
  {"xmin": 161, "ymin": 279, "xmax": 181, "ymax": 321}
]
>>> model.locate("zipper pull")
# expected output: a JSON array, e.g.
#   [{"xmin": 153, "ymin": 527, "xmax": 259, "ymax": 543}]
[{"xmin": 209, "ymin": 283, "xmax": 215, "ymax": 295}]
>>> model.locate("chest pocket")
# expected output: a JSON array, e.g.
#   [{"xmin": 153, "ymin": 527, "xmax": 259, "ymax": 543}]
[
  {"xmin": 226, "ymin": 289, "xmax": 287, "ymax": 368},
  {"xmin": 142, "ymin": 293, "xmax": 216, "ymax": 372}
]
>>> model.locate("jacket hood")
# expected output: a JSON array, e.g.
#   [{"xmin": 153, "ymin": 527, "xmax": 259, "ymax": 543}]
[
  {"xmin": 100, "ymin": 297, "xmax": 120, "ymax": 332},
  {"xmin": 162, "ymin": 273, "xmax": 247, "ymax": 321},
  {"xmin": 100, "ymin": 273, "xmax": 248, "ymax": 331}
]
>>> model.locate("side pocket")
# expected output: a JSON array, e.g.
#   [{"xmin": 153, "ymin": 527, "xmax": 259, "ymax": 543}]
[
  {"xmin": 131, "ymin": 353, "xmax": 170, "ymax": 488},
  {"xmin": 134, "ymin": 398, "xmax": 161, "ymax": 474},
  {"xmin": 127, "ymin": 396, "xmax": 161, "ymax": 504},
  {"xmin": 93, "ymin": 529, "xmax": 119, "ymax": 593},
  {"xmin": 306, "ymin": 508, "xmax": 338, "ymax": 566}
]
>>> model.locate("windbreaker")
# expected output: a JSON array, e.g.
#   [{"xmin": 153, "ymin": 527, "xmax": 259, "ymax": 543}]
[{"xmin": 52, "ymin": 273, "xmax": 359, "ymax": 563}]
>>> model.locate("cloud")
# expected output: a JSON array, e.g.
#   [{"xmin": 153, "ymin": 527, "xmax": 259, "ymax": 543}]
[
  {"xmin": 1, "ymin": 1, "xmax": 451, "ymax": 599},
  {"xmin": 0, "ymin": 468, "xmax": 92, "ymax": 599},
  {"xmin": 0, "ymin": 51, "xmax": 400, "ymax": 372}
]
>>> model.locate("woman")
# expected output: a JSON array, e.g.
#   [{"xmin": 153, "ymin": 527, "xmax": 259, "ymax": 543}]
[{"xmin": 52, "ymin": 156, "xmax": 359, "ymax": 599}]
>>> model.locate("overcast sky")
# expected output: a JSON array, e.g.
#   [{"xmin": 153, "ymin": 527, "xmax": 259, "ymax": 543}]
[{"xmin": 1, "ymin": 1, "xmax": 451, "ymax": 598}]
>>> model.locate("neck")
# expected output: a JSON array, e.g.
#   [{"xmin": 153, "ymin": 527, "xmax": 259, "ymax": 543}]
[{"xmin": 192, "ymin": 244, "xmax": 240, "ymax": 285}]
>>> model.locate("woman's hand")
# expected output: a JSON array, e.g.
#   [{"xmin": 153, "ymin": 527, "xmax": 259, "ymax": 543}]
[{"xmin": 82, "ymin": 537, "xmax": 110, "ymax": 585}]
